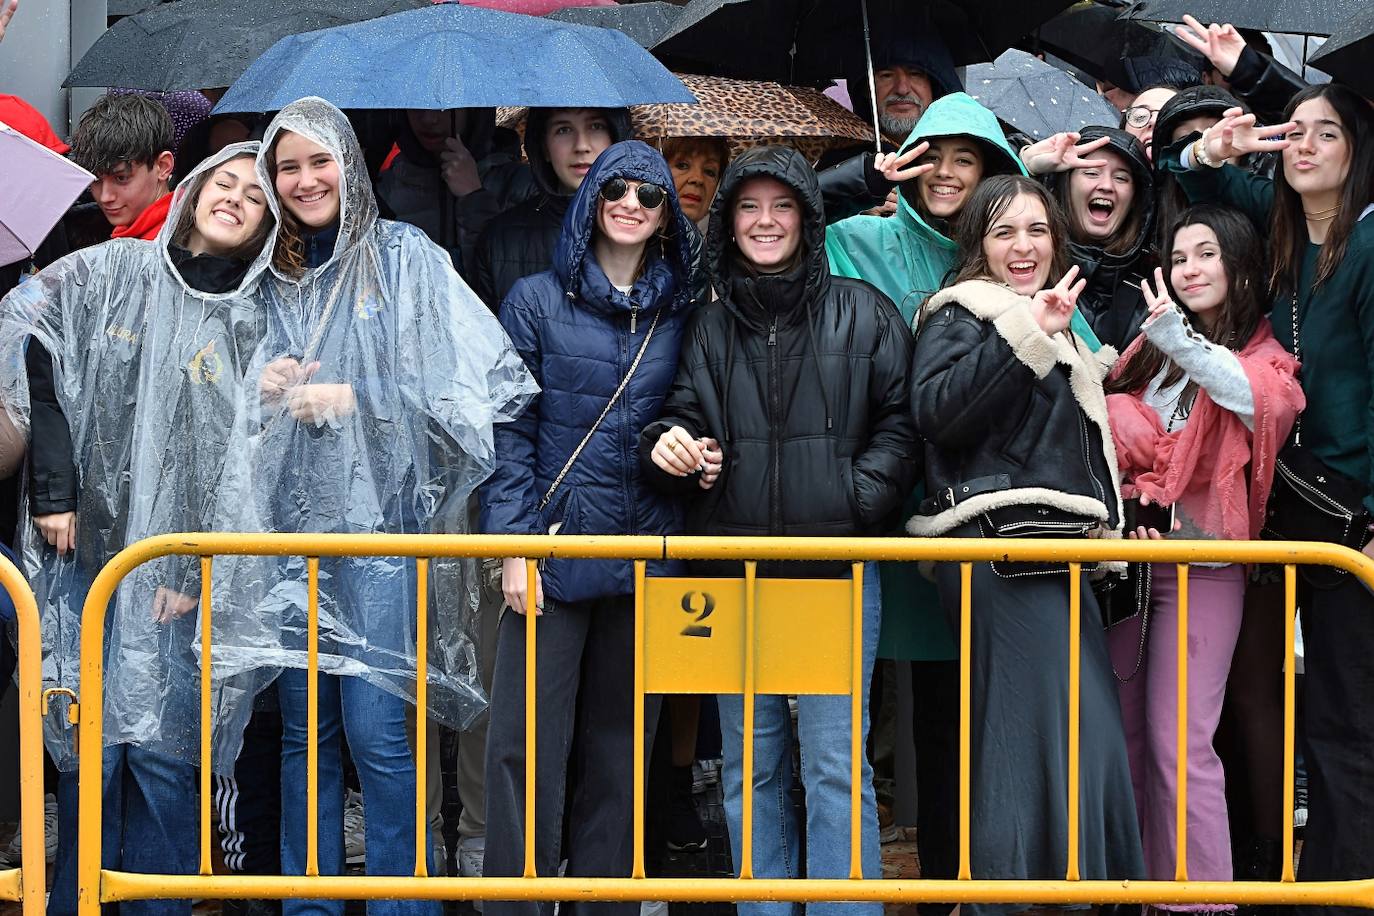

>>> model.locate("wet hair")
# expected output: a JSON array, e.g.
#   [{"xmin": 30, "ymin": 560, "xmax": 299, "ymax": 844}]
[
  {"xmin": 170, "ymin": 153, "xmax": 275, "ymax": 262},
  {"xmin": 1268, "ymin": 83, "xmax": 1374, "ymax": 295},
  {"xmin": 1058, "ymin": 147, "xmax": 1145, "ymax": 257},
  {"xmin": 70, "ymin": 93, "xmax": 176, "ymax": 177},
  {"xmin": 660, "ymin": 137, "xmax": 730, "ymax": 175},
  {"xmin": 1107, "ymin": 205, "xmax": 1265, "ymax": 396},
  {"xmin": 264, "ymin": 131, "xmax": 311, "ymax": 279},
  {"xmin": 947, "ymin": 175, "xmax": 1073, "ymax": 289}
]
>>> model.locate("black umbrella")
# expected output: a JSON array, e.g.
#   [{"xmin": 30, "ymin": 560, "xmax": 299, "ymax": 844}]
[
  {"xmin": 1310, "ymin": 6, "xmax": 1374, "ymax": 97},
  {"xmin": 65, "ymin": 0, "xmax": 426, "ymax": 91},
  {"xmin": 108, "ymin": 0, "xmax": 168, "ymax": 16},
  {"xmin": 966, "ymin": 48, "xmax": 1123, "ymax": 140},
  {"xmin": 1028, "ymin": 1, "xmax": 1201, "ymax": 84},
  {"xmin": 1122, "ymin": 0, "xmax": 1352, "ymax": 37},
  {"xmin": 546, "ymin": 2, "xmax": 680, "ymax": 48}
]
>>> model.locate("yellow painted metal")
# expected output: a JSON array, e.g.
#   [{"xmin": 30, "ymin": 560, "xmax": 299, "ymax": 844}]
[
  {"xmin": 849, "ymin": 562, "xmax": 863, "ymax": 880},
  {"xmin": 632, "ymin": 560, "xmax": 647, "ymax": 881},
  {"xmin": 0, "ymin": 553, "xmax": 45, "ymax": 916},
  {"xmin": 199, "ymin": 556, "xmax": 214, "ymax": 877},
  {"xmin": 415, "ymin": 558, "xmax": 430, "ymax": 879},
  {"xmin": 958, "ymin": 560, "xmax": 973, "ymax": 882},
  {"xmin": 71, "ymin": 533, "xmax": 1374, "ymax": 913},
  {"xmin": 641, "ymin": 576, "xmax": 852, "ymax": 695},
  {"xmin": 1283, "ymin": 564, "xmax": 1298, "ymax": 883},
  {"xmin": 1067, "ymin": 564, "xmax": 1081, "ymax": 882},
  {"xmin": 306, "ymin": 557, "xmax": 320, "ymax": 878},
  {"xmin": 1175, "ymin": 564, "xmax": 1190, "ymax": 883},
  {"xmin": 523, "ymin": 558, "xmax": 538, "ymax": 880}
]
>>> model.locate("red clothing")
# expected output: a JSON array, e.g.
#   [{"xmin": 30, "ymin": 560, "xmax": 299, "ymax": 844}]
[
  {"xmin": 0, "ymin": 94, "xmax": 69, "ymax": 153},
  {"xmin": 110, "ymin": 193, "xmax": 173, "ymax": 240},
  {"xmin": 1107, "ymin": 322, "xmax": 1305, "ymax": 540}
]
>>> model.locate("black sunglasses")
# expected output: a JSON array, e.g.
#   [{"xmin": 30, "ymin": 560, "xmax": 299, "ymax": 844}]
[{"xmin": 599, "ymin": 177, "xmax": 667, "ymax": 210}]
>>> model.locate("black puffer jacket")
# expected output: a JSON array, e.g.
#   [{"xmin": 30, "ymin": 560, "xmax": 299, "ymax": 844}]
[
  {"xmin": 469, "ymin": 107, "xmax": 633, "ymax": 309},
  {"xmin": 1046, "ymin": 127, "xmax": 1155, "ymax": 353},
  {"xmin": 908, "ymin": 279, "xmax": 1123, "ymax": 537},
  {"xmin": 642, "ymin": 145, "xmax": 918, "ymax": 576}
]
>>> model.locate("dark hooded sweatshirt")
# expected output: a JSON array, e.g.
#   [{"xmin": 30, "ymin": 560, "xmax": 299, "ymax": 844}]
[
  {"xmin": 641, "ymin": 145, "xmax": 918, "ymax": 578},
  {"xmin": 469, "ymin": 107, "xmax": 633, "ymax": 310}
]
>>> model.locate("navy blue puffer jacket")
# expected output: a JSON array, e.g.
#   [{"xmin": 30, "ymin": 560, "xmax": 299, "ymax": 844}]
[{"xmin": 480, "ymin": 140, "xmax": 698, "ymax": 603}]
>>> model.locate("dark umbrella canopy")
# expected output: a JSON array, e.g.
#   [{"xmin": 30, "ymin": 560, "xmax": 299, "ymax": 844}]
[
  {"xmin": 1029, "ymin": 1, "xmax": 1202, "ymax": 84},
  {"xmin": 214, "ymin": 2, "xmax": 695, "ymax": 113},
  {"xmin": 65, "ymin": 0, "xmax": 425, "ymax": 90},
  {"xmin": 967, "ymin": 48, "xmax": 1123, "ymax": 140},
  {"xmin": 1310, "ymin": 6, "xmax": 1374, "ymax": 96},
  {"xmin": 1122, "ymin": 0, "xmax": 1352, "ymax": 37},
  {"xmin": 546, "ymin": 1, "xmax": 679, "ymax": 47}
]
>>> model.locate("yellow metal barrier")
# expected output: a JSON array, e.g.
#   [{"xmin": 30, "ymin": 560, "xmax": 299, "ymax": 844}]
[
  {"xmin": 0, "ymin": 552, "xmax": 47, "ymax": 916},
  {"xmin": 73, "ymin": 534, "xmax": 1374, "ymax": 913}
]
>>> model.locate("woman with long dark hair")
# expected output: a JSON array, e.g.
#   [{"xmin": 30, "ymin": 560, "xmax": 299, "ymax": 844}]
[
  {"xmin": 1163, "ymin": 81, "xmax": 1374, "ymax": 910},
  {"xmin": 909, "ymin": 174, "xmax": 1143, "ymax": 913},
  {"xmin": 1103, "ymin": 205, "xmax": 1303, "ymax": 898}
]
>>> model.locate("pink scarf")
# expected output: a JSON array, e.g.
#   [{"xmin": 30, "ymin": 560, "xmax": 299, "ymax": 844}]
[{"xmin": 1107, "ymin": 322, "xmax": 1304, "ymax": 540}]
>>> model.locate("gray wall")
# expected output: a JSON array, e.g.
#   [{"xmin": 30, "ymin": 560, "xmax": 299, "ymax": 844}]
[{"xmin": 0, "ymin": 0, "xmax": 108, "ymax": 136}]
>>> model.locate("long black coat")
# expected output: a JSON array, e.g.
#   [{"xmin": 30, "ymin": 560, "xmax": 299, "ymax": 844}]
[{"xmin": 642, "ymin": 145, "xmax": 917, "ymax": 576}]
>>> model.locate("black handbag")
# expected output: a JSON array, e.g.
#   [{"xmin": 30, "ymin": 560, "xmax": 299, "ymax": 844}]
[
  {"xmin": 981, "ymin": 504, "xmax": 1098, "ymax": 538},
  {"xmin": 1260, "ymin": 293, "xmax": 1371, "ymax": 550}
]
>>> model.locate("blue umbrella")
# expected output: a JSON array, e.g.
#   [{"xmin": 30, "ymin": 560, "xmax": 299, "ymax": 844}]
[{"xmin": 214, "ymin": 1, "xmax": 695, "ymax": 113}]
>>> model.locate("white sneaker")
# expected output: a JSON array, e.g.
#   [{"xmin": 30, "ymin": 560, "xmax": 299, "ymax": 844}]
[
  {"xmin": 343, "ymin": 789, "xmax": 365, "ymax": 865},
  {"xmin": 458, "ymin": 834, "xmax": 484, "ymax": 912},
  {"xmin": 0, "ymin": 794, "xmax": 57, "ymax": 866}
]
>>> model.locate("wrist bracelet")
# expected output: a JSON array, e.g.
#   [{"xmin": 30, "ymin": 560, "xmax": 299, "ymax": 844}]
[{"xmin": 1193, "ymin": 136, "xmax": 1222, "ymax": 169}]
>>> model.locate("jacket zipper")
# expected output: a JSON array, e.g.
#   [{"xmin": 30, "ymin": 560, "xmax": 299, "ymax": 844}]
[
  {"xmin": 767, "ymin": 315, "xmax": 781, "ymax": 534},
  {"xmin": 630, "ymin": 302, "xmax": 638, "ymax": 334},
  {"xmin": 625, "ymin": 303, "xmax": 638, "ymax": 535},
  {"xmin": 1078, "ymin": 407, "xmax": 1108, "ymax": 511}
]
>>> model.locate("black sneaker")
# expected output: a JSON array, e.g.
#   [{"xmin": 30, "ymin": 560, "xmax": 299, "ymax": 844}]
[{"xmin": 666, "ymin": 765, "xmax": 709, "ymax": 852}]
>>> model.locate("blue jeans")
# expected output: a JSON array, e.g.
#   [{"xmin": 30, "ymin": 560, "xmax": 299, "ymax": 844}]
[
  {"xmin": 718, "ymin": 562, "xmax": 883, "ymax": 916},
  {"xmin": 50, "ymin": 744, "xmax": 198, "ymax": 916},
  {"xmin": 278, "ymin": 669, "xmax": 439, "ymax": 916}
]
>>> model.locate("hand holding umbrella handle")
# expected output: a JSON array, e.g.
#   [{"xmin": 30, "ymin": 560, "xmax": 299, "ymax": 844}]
[
  {"xmin": 874, "ymin": 142, "xmax": 934, "ymax": 184},
  {"xmin": 0, "ymin": 0, "xmax": 17, "ymax": 44},
  {"xmin": 1019, "ymin": 132, "xmax": 1111, "ymax": 176},
  {"xmin": 1175, "ymin": 14, "xmax": 1246, "ymax": 78}
]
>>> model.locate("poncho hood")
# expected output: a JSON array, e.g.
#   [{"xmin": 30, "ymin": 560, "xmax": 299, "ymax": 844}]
[{"xmin": 554, "ymin": 139, "xmax": 696, "ymax": 316}]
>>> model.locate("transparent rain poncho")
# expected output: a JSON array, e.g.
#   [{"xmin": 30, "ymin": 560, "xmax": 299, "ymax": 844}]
[
  {"xmin": 0, "ymin": 142, "xmax": 279, "ymax": 770},
  {"xmin": 207, "ymin": 98, "xmax": 537, "ymax": 747}
]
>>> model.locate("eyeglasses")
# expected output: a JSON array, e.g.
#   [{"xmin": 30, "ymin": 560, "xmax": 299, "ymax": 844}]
[
  {"xmin": 600, "ymin": 177, "xmax": 667, "ymax": 210},
  {"xmin": 1123, "ymin": 105, "xmax": 1159, "ymax": 128}
]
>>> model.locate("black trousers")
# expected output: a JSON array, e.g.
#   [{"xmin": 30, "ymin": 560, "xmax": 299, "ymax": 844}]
[
  {"xmin": 1297, "ymin": 572, "xmax": 1374, "ymax": 916},
  {"xmin": 483, "ymin": 595, "xmax": 660, "ymax": 916}
]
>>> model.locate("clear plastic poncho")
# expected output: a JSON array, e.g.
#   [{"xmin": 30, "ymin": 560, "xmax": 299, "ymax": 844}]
[
  {"xmin": 207, "ymin": 98, "xmax": 537, "ymax": 746},
  {"xmin": 0, "ymin": 142, "xmax": 279, "ymax": 771}
]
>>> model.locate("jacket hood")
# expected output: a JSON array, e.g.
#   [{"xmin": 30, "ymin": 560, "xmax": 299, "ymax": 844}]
[
  {"xmin": 706, "ymin": 144, "xmax": 830, "ymax": 318},
  {"xmin": 1152, "ymin": 85, "xmax": 1243, "ymax": 157},
  {"xmin": 1046, "ymin": 126, "xmax": 1155, "ymax": 278},
  {"xmin": 524, "ymin": 107, "xmax": 634, "ymax": 198},
  {"xmin": 844, "ymin": 31, "xmax": 963, "ymax": 131},
  {"xmin": 158, "ymin": 140, "xmax": 279, "ymax": 298},
  {"xmin": 553, "ymin": 139, "xmax": 696, "ymax": 315},
  {"xmin": 895, "ymin": 93, "xmax": 1027, "ymax": 237},
  {"xmin": 257, "ymin": 97, "xmax": 378, "ymax": 278}
]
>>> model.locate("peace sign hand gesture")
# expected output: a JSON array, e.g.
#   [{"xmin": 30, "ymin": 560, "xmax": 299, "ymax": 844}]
[
  {"xmin": 873, "ymin": 141, "xmax": 934, "ymax": 184},
  {"xmin": 1139, "ymin": 267, "xmax": 1176, "ymax": 323},
  {"xmin": 1200, "ymin": 107, "xmax": 1294, "ymax": 162},
  {"xmin": 1030, "ymin": 265, "xmax": 1085, "ymax": 336},
  {"xmin": 1174, "ymin": 14, "xmax": 1246, "ymax": 78},
  {"xmin": 1019, "ymin": 132, "xmax": 1112, "ymax": 176}
]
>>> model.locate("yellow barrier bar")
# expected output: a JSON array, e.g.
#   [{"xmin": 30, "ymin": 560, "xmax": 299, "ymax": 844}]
[
  {"xmin": 306, "ymin": 557, "xmax": 320, "ymax": 878},
  {"xmin": 958, "ymin": 561, "xmax": 972, "ymax": 882},
  {"xmin": 1067, "ymin": 563, "xmax": 1081, "ymax": 882},
  {"xmin": 849, "ymin": 561, "xmax": 863, "ymax": 880},
  {"xmin": 1175, "ymin": 564, "xmax": 1189, "ymax": 883},
  {"xmin": 79, "ymin": 545, "xmax": 111, "ymax": 916},
  {"xmin": 0, "ymin": 555, "xmax": 45, "ymax": 916},
  {"xmin": 632, "ymin": 560, "xmax": 647, "ymax": 880},
  {"xmin": 741, "ymin": 560, "xmax": 757, "ymax": 880},
  {"xmin": 96, "ymin": 873, "xmax": 1374, "ymax": 908},
  {"xmin": 523, "ymin": 557, "xmax": 538, "ymax": 879},
  {"xmin": 199, "ymin": 556, "xmax": 214, "ymax": 876},
  {"xmin": 415, "ymin": 558, "xmax": 430, "ymax": 879},
  {"xmin": 1283, "ymin": 564, "xmax": 1297, "ymax": 883}
]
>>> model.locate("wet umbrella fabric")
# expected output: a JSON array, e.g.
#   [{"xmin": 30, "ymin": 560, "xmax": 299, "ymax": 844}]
[
  {"xmin": 213, "ymin": 2, "xmax": 694, "ymax": 113},
  {"xmin": 0, "ymin": 123, "xmax": 94, "ymax": 269},
  {"xmin": 1310, "ymin": 6, "xmax": 1374, "ymax": 96},
  {"xmin": 1030, "ymin": 1, "xmax": 1201, "ymax": 84},
  {"xmin": 966, "ymin": 48, "xmax": 1123, "ymax": 141},
  {"xmin": 462, "ymin": 0, "xmax": 613, "ymax": 13},
  {"xmin": 1122, "ymin": 0, "xmax": 1351, "ymax": 37},
  {"xmin": 546, "ymin": 1, "xmax": 679, "ymax": 47},
  {"xmin": 65, "ymin": 0, "xmax": 426, "ymax": 91}
]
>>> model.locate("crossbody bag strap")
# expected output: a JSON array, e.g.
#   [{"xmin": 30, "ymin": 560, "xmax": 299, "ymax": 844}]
[{"xmin": 538, "ymin": 307, "xmax": 662, "ymax": 512}]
